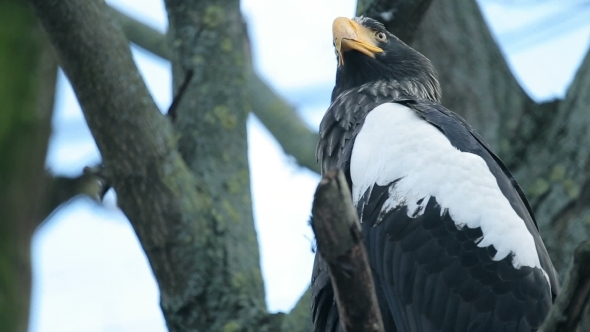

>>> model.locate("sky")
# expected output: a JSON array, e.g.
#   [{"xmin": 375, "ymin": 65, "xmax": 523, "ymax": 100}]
[{"xmin": 29, "ymin": 0, "xmax": 590, "ymax": 331}]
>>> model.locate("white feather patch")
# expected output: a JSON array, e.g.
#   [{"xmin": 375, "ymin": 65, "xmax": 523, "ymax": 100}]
[{"xmin": 350, "ymin": 103, "xmax": 543, "ymax": 272}]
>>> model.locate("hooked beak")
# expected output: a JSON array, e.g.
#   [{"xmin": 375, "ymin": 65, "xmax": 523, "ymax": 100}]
[{"xmin": 332, "ymin": 17, "xmax": 384, "ymax": 66}]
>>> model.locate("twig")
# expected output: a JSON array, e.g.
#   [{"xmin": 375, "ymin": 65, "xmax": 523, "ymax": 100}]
[
  {"xmin": 82, "ymin": 165, "xmax": 111, "ymax": 200},
  {"xmin": 42, "ymin": 170, "xmax": 107, "ymax": 221}
]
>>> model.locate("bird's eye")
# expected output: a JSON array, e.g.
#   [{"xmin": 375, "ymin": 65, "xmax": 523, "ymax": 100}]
[{"xmin": 375, "ymin": 31, "xmax": 387, "ymax": 42}]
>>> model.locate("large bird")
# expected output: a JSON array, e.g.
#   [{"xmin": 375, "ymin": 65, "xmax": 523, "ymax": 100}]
[{"xmin": 311, "ymin": 17, "xmax": 560, "ymax": 332}]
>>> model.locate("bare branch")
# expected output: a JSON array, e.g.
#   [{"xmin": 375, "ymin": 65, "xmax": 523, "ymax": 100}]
[
  {"xmin": 28, "ymin": 0, "xmax": 175, "ymax": 178},
  {"xmin": 42, "ymin": 171, "xmax": 106, "ymax": 219},
  {"xmin": 356, "ymin": 0, "xmax": 435, "ymax": 43},
  {"xmin": 108, "ymin": 6, "xmax": 320, "ymax": 174},
  {"xmin": 106, "ymin": 6, "xmax": 170, "ymax": 59},
  {"xmin": 540, "ymin": 240, "xmax": 590, "ymax": 332},
  {"xmin": 311, "ymin": 170, "xmax": 384, "ymax": 332}
]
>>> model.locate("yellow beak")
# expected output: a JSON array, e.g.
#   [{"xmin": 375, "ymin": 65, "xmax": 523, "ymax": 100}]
[{"xmin": 332, "ymin": 17, "xmax": 384, "ymax": 66}]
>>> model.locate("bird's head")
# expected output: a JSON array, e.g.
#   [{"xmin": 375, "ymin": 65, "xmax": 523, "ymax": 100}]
[{"xmin": 331, "ymin": 17, "xmax": 441, "ymax": 102}]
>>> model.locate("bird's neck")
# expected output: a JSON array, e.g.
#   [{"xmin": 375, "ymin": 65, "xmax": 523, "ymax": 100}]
[{"xmin": 332, "ymin": 79, "xmax": 440, "ymax": 104}]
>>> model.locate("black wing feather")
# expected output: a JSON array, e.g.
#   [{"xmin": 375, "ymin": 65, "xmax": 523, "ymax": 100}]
[
  {"xmin": 360, "ymin": 187, "xmax": 552, "ymax": 331},
  {"xmin": 310, "ymin": 254, "xmax": 342, "ymax": 332},
  {"xmin": 405, "ymin": 100, "xmax": 560, "ymax": 298}
]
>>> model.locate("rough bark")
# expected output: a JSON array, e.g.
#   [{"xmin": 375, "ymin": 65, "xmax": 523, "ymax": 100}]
[
  {"xmin": 311, "ymin": 170, "xmax": 385, "ymax": 332},
  {"xmin": 163, "ymin": 0, "xmax": 269, "ymax": 330},
  {"xmin": 0, "ymin": 1, "xmax": 57, "ymax": 331}
]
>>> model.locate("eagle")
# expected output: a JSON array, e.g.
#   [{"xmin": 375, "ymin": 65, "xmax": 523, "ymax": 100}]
[{"xmin": 311, "ymin": 16, "xmax": 560, "ymax": 332}]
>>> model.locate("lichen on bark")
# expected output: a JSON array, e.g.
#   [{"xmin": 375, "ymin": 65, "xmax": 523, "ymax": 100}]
[{"xmin": 164, "ymin": 0, "xmax": 268, "ymax": 330}]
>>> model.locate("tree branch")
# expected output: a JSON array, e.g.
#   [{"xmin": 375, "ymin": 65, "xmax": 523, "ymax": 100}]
[
  {"xmin": 42, "ymin": 170, "xmax": 107, "ymax": 220},
  {"xmin": 356, "ymin": 0, "xmax": 435, "ymax": 43},
  {"xmin": 311, "ymin": 170, "xmax": 384, "ymax": 332},
  {"xmin": 245, "ymin": 68, "xmax": 319, "ymax": 172},
  {"xmin": 106, "ymin": 6, "xmax": 170, "ymax": 59},
  {"xmin": 107, "ymin": 6, "xmax": 320, "ymax": 174},
  {"xmin": 540, "ymin": 240, "xmax": 590, "ymax": 332}
]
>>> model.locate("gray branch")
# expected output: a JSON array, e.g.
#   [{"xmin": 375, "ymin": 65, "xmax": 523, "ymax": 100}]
[
  {"xmin": 42, "ymin": 171, "xmax": 106, "ymax": 220},
  {"xmin": 106, "ymin": 6, "xmax": 170, "ymax": 59},
  {"xmin": 311, "ymin": 170, "xmax": 385, "ymax": 332},
  {"xmin": 245, "ymin": 68, "xmax": 319, "ymax": 172}
]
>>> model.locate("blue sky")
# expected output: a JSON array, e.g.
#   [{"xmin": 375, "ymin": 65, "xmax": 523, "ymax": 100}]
[{"xmin": 30, "ymin": 0, "xmax": 590, "ymax": 331}]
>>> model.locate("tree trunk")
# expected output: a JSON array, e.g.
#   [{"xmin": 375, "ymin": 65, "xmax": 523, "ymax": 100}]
[
  {"xmin": 0, "ymin": 1, "xmax": 57, "ymax": 331},
  {"xmin": 164, "ymin": 0, "xmax": 268, "ymax": 330}
]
